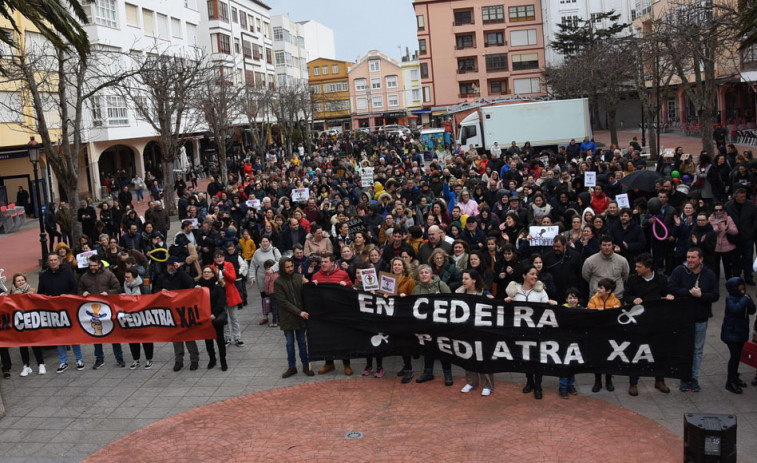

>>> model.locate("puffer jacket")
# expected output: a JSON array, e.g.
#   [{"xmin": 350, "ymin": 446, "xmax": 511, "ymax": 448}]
[
  {"xmin": 412, "ymin": 275, "xmax": 451, "ymax": 295},
  {"xmin": 505, "ymin": 280, "xmax": 550, "ymax": 303}
]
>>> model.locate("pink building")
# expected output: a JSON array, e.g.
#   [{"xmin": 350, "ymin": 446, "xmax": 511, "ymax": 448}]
[
  {"xmin": 414, "ymin": 0, "xmax": 547, "ymax": 112},
  {"xmin": 348, "ymin": 50, "xmax": 409, "ymax": 129}
]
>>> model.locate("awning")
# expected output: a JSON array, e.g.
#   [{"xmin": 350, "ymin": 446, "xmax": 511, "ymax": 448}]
[
  {"xmin": 741, "ymin": 71, "xmax": 757, "ymax": 83},
  {"xmin": 411, "ymin": 109, "xmax": 431, "ymax": 115}
]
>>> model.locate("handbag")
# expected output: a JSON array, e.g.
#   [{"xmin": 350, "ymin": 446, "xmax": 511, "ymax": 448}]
[
  {"xmin": 740, "ymin": 340, "xmax": 757, "ymax": 368},
  {"xmin": 213, "ymin": 310, "xmax": 228, "ymax": 326}
]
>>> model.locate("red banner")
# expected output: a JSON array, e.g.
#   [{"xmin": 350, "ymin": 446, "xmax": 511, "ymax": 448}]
[{"xmin": 0, "ymin": 289, "xmax": 216, "ymax": 347}]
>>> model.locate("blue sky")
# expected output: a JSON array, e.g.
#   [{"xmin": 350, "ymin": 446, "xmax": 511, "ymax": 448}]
[{"xmin": 270, "ymin": 0, "xmax": 418, "ymax": 62}]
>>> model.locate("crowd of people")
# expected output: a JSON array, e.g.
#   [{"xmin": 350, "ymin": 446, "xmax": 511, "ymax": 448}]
[{"xmin": 2, "ymin": 128, "xmax": 757, "ymax": 401}]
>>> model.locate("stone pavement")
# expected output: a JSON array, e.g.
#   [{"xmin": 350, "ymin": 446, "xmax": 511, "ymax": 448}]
[{"xmin": 84, "ymin": 380, "xmax": 679, "ymax": 462}]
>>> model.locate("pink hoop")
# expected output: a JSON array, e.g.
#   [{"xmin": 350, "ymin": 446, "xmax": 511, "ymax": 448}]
[{"xmin": 652, "ymin": 217, "xmax": 669, "ymax": 241}]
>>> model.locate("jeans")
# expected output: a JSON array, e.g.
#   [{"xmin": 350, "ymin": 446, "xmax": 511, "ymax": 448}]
[
  {"xmin": 94, "ymin": 343, "xmax": 123, "ymax": 362},
  {"xmin": 559, "ymin": 376, "xmax": 575, "ymax": 389},
  {"xmin": 733, "ymin": 240, "xmax": 755, "ymax": 282},
  {"xmin": 57, "ymin": 345, "xmax": 83, "ymax": 364},
  {"xmin": 223, "ymin": 305, "xmax": 241, "ymax": 340},
  {"xmin": 692, "ymin": 321, "xmax": 708, "ymax": 381},
  {"xmin": 135, "ymin": 189, "xmax": 144, "ymax": 202},
  {"xmin": 284, "ymin": 329, "xmax": 308, "ymax": 368}
]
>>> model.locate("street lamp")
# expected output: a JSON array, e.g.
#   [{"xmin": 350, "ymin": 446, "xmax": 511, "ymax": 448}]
[{"xmin": 27, "ymin": 137, "xmax": 48, "ymax": 269}]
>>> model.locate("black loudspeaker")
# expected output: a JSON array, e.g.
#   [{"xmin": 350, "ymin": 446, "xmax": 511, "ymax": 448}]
[{"xmin": 684, "ymin": 413, "xmax": 737, "ymax": 462}]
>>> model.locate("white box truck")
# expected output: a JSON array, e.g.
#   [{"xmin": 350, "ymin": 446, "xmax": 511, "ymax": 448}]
[{"xmin": 456, "ymin": 98, "xmax": 592, "ymax": 155}]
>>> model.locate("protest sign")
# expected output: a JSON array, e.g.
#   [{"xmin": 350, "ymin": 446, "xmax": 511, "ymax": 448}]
[
  {"xmin": 584, "ymin": 171, "xmax": 597, "ymax": 188},
  {"xmin": 292, "ymin": 188, "xmax": 309, "ymax": 202},
  {"xmin": 528, "ymin": 226, "xmax": 559, "ymax": 247}
]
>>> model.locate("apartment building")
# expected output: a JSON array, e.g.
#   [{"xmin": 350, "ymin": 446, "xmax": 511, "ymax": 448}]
[
  {"xmin": 308, "ymin": 58, "xmax": 352, "ymax": 132},
  {"xmin": 349, "ymin": 50, "xmax": 410, "ymax": 129},
  {"xmin": 414, "ymin": 0, "xmax": 547, "ymax": 114},
  {"xmin": 297, "ymin": 19, "xmax": 336, "ymax": 62},
  {"xmin": 401, "ymin": 53, "xmax": 423, "ymax": 128},
  {"xmin": 271, "ymin": 14, "xmax": 308, "ymax": 88}
]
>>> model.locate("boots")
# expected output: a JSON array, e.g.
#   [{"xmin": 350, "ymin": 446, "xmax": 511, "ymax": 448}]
[
  {"xmin": 522, "ymin": 374, "xmax": 534, "ymax": 393},
  {"xmin": 592, "ymin": 373, "xmax": 602, "ymax": 393},
  {"xmin": 734, "ymin": 373, "xmax": 747, "ymax": 388},
  {"xmin": 725, "ymin": 379, "xmax": 743, "ymax": 394},
  {"xmin": 207, "ymin": 356, "xmax": 216, "ymax": 370},
  {"xmin": 533, "ymin": 375, "xmax": 543, "ymax": 400},
  {"xmin": 220, "ymin": 358, "xmax": 228, "ymax": 371},
  {"xmin": 605, "ymin": 374, "xmax": 615, "ymax": 392},
  {"xmin": 443, "ymin": 370, "xmax": 453, "ymax": 386}
]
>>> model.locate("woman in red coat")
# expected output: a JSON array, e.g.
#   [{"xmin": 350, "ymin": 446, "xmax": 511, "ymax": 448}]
[
  {"xmin": 212, "ymin": 251, "xmax": 244, "ymax": 346},
  {"xmin": 590, "ymin": 185, "xmax": 610, "ymax": 214}
]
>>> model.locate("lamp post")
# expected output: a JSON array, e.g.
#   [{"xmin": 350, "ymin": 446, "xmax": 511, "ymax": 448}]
[{"xmin": 27, "ymin": 137, "xmax": 48, "ymax": 269}]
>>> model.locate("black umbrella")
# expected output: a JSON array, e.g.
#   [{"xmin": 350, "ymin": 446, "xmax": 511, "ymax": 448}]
[{"xmin": 621, "ymin": 170, "xmax": 662, "ymax": 192}]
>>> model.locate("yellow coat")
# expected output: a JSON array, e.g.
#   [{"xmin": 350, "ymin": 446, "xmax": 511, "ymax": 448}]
[
  {"xmin": 587, "ymin": 293, "xmax": 622, "ymax": 310},
  {"xmin": 239, "ymin": 236, "xmax": 257, "ymax": 261}
]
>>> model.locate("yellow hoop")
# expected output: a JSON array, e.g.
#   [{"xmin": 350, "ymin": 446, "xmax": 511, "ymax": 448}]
[{"xmin": 147, "ymin": 248, "xmax": 169, "ymax": 262}]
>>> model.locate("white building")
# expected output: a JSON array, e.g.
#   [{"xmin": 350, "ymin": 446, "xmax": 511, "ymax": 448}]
[
  {"xmin": 400, "ymin": 52, "xmax": 422, "ymax": 126},
  {"xmin": 271, "ymin": 14, "xmax": 308, "ymax": 88},
  {"xmin": 78, "ymin": 0, "xmax": 206, "ymax": 198},
  {"xmin": 297, "ymin": 19, "xmax": 335, "ymax": 62},
  {"xmin": 542, "ymin": 0, "xmax": 634, "ymax": 66}
]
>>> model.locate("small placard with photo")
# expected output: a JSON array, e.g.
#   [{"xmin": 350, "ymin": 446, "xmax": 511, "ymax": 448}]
[
  {"xmin": 378, "ymin": 271, "xmax": 398, "ymax": 296},
  {"xmin": 291, "ymin": 188, "xmax": 310, "ymax": 202},
  {"xmin": 360, "ymin": 268, "xmax": 379, "ymax": 291},
  {"xmin": 615, "ymin": 193, "xmax": 630, "ymax": 209},
  {"xmin": 584, "ymin": 171, "xmax": 597, "ymax": 188}
]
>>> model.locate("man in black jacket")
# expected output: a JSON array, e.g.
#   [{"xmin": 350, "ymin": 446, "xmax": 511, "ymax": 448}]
[
  {"xmin": 725, "ymin": 188, "xmax": 757, "ymax": 284},
  {"xmin": 153, "ymin": 256, "xmax": 200, "ymax": 371},
  {"xmin": 39, "ymin": 254, "xmax": 82, "ymax": 373},
  {"xmin": 542, "ymin": 235, "xmax": 581, "ymax": 303},
  {"xmin": 610, "ymin": 209, "xmax": 647, "ymax": 265},
  {"xmin": 624, "ymin": 253, "xmax": 675, "ymax": 396}
]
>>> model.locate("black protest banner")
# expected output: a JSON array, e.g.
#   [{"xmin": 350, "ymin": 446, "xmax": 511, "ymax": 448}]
[{"xmin": 304, "ymin": 285, "xmax": 695, "ymax": 379}]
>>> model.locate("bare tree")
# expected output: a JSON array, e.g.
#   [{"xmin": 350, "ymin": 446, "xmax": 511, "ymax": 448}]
[
  {"xmin": 242, "ymin": 84, "xmax": 275, "ymax": 156},
  {"xmin": 0, "ymin": 33, "xmax": 138, "ymax": 242},
  {"xmin": 123, "ymin": 47, "xmax": 207, "ymax": 215},
  {"xmin": 198, "ymin": 68, "xmax": 244, "ymax": 184},
  {"xmin": 271, "ymin": 84, "xmax": 303, "ymax": 157}
]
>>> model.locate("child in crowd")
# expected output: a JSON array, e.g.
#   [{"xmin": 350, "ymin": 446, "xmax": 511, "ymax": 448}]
[
  {"xmin": 558, "ymin": 288, "xmax": 583, "ymax": 398},
  {"xmin": 263, "ymin": 259, "xmax": 280, "ymax": 327},
  {"xmin": 587, "ymin": 278, "xmax": 622, "ymax": 392}
]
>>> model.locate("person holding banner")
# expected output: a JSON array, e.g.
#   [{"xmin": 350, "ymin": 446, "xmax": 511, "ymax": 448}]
[
  {"xmin": 197, "ymin": 266, "xmax": 228, "ymax": 371},
  {"xmin": 154, "ymin": 256, "xmax": 201, "ymax": 372},
  {"xmin": 505, "ymin": 265, "xmax": 557, "ymax": 400},
  {"xmin": 123, "ymin": 269, "xmax": 154, "ymax": 370},
  {"xmin": 9, "ymin": 273, "xmax": 47, "ymax": 376},
  {"xmin": 212, "ymin": 251, "xmax": 244, "ymax": 346},
  {"xmin": 79, "ymin": 255, "xmax": 124, "ymax": 370},
  {"xmin": 458, "ymin": 269, "xmax": 495, "ymax": 396},
  {"xmin": 39, "ymin": 254, "xmax": 83, "ymax": 373},
  {"xmin": 413, "ymin": 264, "xmax": 454, "ymax": 386}
]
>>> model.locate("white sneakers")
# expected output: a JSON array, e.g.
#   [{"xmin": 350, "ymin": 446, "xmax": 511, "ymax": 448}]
[
  {"xmin": 20, "ymin": 365, "xmax": 33, "ymax": 377},
  {"xmin": 38, "ymin": 364, "xmax": 46, "ymax": 375},
  {"xmin": 481, "ymin": 388, "xmax": 492, "ymax": 397},
  {"xmin": 461, "ymin": 384, "xmax": 474, "ymax": 393}
]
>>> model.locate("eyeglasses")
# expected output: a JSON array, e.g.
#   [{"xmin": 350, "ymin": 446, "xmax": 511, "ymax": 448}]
[{"xmin": 714, "ymin": 208, "xmax": 724, "ymax": 212}]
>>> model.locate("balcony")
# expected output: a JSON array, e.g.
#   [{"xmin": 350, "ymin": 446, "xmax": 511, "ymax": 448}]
[
  {"xmin": 458, "ymin": 93, "xmax": 479, "ymax": 98},
  {"xmin": 455, "ymin": 43, "xmax": 476, "ymax": 50},
  {"xmin": 453, "ymin": 19, "xmax": 475, "ymax": 26},
  {"xmin": 485, "ymin": 40, "xmax": 507, "ymax": 48},
  {"xmin": 457, "ymin": 68, "xmax": 478, "ymax": 74}
]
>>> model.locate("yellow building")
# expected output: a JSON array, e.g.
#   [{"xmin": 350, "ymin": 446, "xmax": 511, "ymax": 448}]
[
  {"xmin": 0, "ymin": 13, "xmax": 61, "ymax": 210},
  {"xmin": 307, "ymin": 58, "xmax": 352, "ymax": 132}
]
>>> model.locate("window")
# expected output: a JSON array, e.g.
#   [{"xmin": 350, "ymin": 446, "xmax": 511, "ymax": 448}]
[
  {"xmin": 423, "ymin": 86, "xmax": 431, "ymax": 102},
  {"xmin": 94, "ymin": 0, "xmax": 118, "ymax": 28},
  {"xmin": 357, "ymin": 98, "xmax": 368, "ymax": 110},
  {"xmin": 207, "ymin": 0, "xmax": 216, "ymax": 19},
  {"xmin": 186, "ymin": 23, "xmax": 197, "ymax": 45},
  {"xmin": 245, "ymin": 70, "xmax": 255, "ymax": 86},
  {"xmin": 266, "ymin": 48, "xmax": 273, "ymax": 64},
  {"xmin": 459, "ymin": 82, "xmax": 479, "ymax": 96},
  {"xmin": 90, "ymin": 96, "xmax": 102, "ymax": 126},
  {"xmin": 386, "ymin": 75, "xmax": 398, "ymax": 88},
  {"xmin": 418, "ymin": 39, "xmax": 427, "ymax": 55},
  {"xmin": 372, "ymin": 96, "xmax": 383, "ymax": 108},
  {"xmin": 744, "ymin": 44, "xmax": 757, "ymax": 63},
  {"xmin": 417, "ymin": 15, "xmax": 425, "ymax": 30},
  {"xmin": 489, "ymin": 79, "xmax": 508, "ymax": 94},
  {"xmin": 412, "ymin": 89, "xmax": 421, "ymax": 101},
  {"xmin": 0, "ymin": 28, "xmax": 14, "ymax": 58},
  {"xmin": 171, "ymin": 18, "xmax": 182, "ymax": 38},
  {"xmin": 510, "ymin": 29, "xmax": 538, "ymax": 46},
  {"xmin": 457, "ymin": 57, "xmax": 476, "ymax": 72},
  {"xmin": 411, "ymin": 69, "xmax": 419, "ymax": 80},
  {"xmin": 232, "ymin": 7, "xmax": 238, "ymax": 23},
  {"xmin": 313, "ymin": 66, "xmax": 320, "ymax": 75},
  {"xmin": 0, "ymin": 92, "xmax": 22, "ymax": 123},
  {"xmin": 253, "ymin": 44, "xmax": 262, "ymax": 60},
  {"xmin": 310, "ymin": 84, "xmax": 321, "ymax": 94},
  {"xmin": 105, "ymin": 95, "xmax": 129, "ymax": 126},
  {"xmin": 243, "ymin": 40, "xmax": 252, "ymax": 59},
  {"xmin": 591, "ymin": 13, "xmax": 602, "ymax": 23},
  {"xmin": 482, "ymin": 5, "xmax": 505, "ymax": 23},
  {"xmin": 211, "ymin": 33, "xmax": 231, "ymax": 54},
  {"xmin": 332, "ymin": 65, "xmax": 339, "ymax": 74},
  {"xmin": 371, "ymin": 77, "xmax": 381, "ymax": 89},
  {"xmin": 156, "ymin": 14, "xmax": 168, "ymax": 38},
  {"xmin": 420, "ymin": 62, "xmax": 429, "ymax": 79},
  {"xmin": 355, "ymin": 78, "xmax": 366, "ymax": 91},
  {"xmin": 275, "ymin": 51, "xmax": 285, "ymax": 65},
  {"xmin": 234, "ymin": 38, "xmax": 240, "ymax": 53},
  {"xmin": 509, "ymin": 5, "xmax": 536, "ymax": 21},
  {"xmin": 485, "ymin": 53, "xmax": 508, "ymax": 71},
  {"xmin": 322, "ymin": 65, "xmax": 328, "ymax": 75},
  {"xmin": 561, "ymin": 15, "xmax": 580, "ymax": 28},
  {"xmin": 142, "ymin": 9, "xmax": 154, "ymax": 36},
  {"xmin": 388, "ymin": 94, "xmax": 399, "ymax": 107},
  {"xmin": 240, "ymin": 12, "xmax": 247, "ymax": 29},
  {"xmin": 219, "ymin": 2, "xmax": 229, "ymax": 22},
  {"xmin": 369, "ymin": 59, "xmax": 380, "ymax": 72},
  {"xmin": 185, "ymin": 0, "xmax": 197, "ymax": 9},
  {"xmin": 485, "ymin": 30, "xmax": 504, "ymax": 47},
  {"xmin": 453, "ymin": 9, "xmax": 473, "ymax": 25},
  {"xmin": 512, "ymin": 53, "xmax": 538, "ymax": 70},
  {"xmin": 125, "ymin": 3, "xmax": 139, "ymax": 27},
  {"xmin": 456, "ymin": 34, "xmax": 475, "ymax": 49},
  {"xmin": 513, "ymin": 77, "xmax": 540, "ymax": 93}
]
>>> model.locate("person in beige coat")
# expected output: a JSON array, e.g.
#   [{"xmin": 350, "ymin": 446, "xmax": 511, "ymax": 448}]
[{"xmin": 304, "ymin": 224, "xmax": 333, "ymax": 257}]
